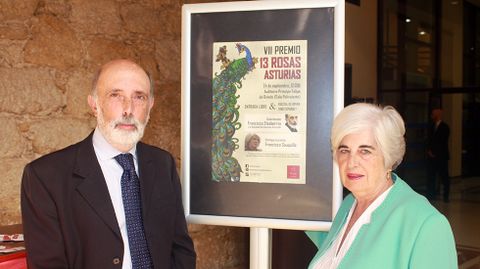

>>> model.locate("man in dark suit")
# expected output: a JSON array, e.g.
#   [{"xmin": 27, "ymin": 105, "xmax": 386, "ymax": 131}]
[
  {"xmin": 21, "ymin": 59, "xmax": 196, "ymax": 268},
  {"xmin": 426, "ymin": 108, "xmax": 450, "ymax": 202}
]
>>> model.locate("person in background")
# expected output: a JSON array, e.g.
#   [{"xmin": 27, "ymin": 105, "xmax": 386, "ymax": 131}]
[
  {"xmin": 306, "ymin": 103, "xmax": 457, "ymax": 269},
  {"xmin": 21, "ymin": 59, "xmax": 196, "ymax": 268},
  {"xmin": 426, "ymin": 107, "xmax": 451, "ymax": 202}
]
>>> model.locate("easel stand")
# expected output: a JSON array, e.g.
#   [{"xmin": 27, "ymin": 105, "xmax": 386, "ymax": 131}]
[{"xmin": 250, "ymin": 227, "xmax": 272, "ymax": 269}]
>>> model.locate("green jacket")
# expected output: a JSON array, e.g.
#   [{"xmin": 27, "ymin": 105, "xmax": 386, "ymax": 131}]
[{"xmin": 306, "ymin": 175, "xmax": 457, "ymax": 269}]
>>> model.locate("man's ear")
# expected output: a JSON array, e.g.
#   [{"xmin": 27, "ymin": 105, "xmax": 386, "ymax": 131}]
[
  {"xmin": 87, "ymin": 95, "xmax": 98, "ymax": 116},
  {"xmin": 149, "ymin": 97, "xmax": 155, "ymax": 110}
]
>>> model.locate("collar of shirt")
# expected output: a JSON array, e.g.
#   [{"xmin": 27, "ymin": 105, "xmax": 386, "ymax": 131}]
[
  {"xmin": 353, "ymin": 183, "xmax": 394, "ymax": 224},
  {"xmin": 92, "ymin": 128, "xmax": 138, "ymax": 164}
]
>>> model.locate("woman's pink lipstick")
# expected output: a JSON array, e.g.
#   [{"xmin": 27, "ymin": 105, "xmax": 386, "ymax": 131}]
[{"xmin": 347, "ymin": 173, "xmax": 363, "ymax": 180}]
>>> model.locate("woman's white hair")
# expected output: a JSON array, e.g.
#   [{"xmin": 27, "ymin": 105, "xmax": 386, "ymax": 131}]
[{"xmin": 331, "ymin": 103, "xmax": 406, "ymax": 170}]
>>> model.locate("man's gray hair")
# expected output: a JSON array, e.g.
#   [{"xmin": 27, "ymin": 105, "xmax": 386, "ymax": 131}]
[{"xmin": 90, "ymin": 63, "xmax": 155, "ymax": 98}]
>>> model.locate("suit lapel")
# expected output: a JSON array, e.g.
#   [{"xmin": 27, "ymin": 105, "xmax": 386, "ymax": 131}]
[
  {"xmin": 137, "ymin": 143, "xmax": 156, "ymax": 219},
  {"xmin": 73, "ymin": 133, "xmax": 122, "ymax": 239},
  {"xmin": 325, "ymin": 196, "xmax": 355, "ymax": 251}
]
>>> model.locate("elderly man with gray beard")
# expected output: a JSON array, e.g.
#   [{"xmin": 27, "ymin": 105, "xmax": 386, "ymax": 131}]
[{"xmin": 21, "ymin": 59, "xmax": 196, "ymax": 269}]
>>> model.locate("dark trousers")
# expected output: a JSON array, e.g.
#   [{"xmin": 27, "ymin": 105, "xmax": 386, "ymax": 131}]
[{"xmin": 427, "ymin": 158, "xmax": 450, "ymax": 201}]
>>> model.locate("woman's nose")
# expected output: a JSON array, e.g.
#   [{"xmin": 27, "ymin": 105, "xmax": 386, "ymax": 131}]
[{"xmin": 347, "ymin": 154, "xmax": 358, "ymax": 168}]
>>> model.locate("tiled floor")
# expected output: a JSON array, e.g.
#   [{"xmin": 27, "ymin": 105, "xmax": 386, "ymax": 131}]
[{"xmin": 431, "ymin": 177, "xmax": 480, "ymax": 269}]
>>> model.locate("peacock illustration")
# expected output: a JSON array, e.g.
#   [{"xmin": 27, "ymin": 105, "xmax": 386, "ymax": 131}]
[{"xmin": 211, "ymin": 43, "xmax": 257, "ymax": 182}]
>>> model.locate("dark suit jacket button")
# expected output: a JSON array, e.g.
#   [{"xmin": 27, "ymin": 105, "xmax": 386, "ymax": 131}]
[{"xmin": 112, "ymin": 258, "xmax": 121, "ymax": 265}]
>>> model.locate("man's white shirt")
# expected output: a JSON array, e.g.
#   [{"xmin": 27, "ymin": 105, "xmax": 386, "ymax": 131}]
[{"xmin": 92, "ymin": 128, "xmax": 138, "ymax": 269}]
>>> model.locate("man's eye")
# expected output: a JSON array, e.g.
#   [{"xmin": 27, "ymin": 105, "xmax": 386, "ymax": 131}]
[
  {"xmin": 109, "ymin": 93, "xmax": 120, "ymax": 98},
  {"xmin": 134, "ymin": 95, "xmax": 147, "ymax": 101},
  {"xmin": 338, "ymin": 149, "xmax": 349, "ymax": 154}
]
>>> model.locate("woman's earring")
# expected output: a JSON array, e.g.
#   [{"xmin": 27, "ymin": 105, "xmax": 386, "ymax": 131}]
[{"xmin": 386, "ymin": 170, "xmax": 392, "ymax": 181}]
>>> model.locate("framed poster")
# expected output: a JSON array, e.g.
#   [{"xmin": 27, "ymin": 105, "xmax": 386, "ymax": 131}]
[{"xmin": 181, "ymin": 0, "xmax": 344, "ymax": 231}]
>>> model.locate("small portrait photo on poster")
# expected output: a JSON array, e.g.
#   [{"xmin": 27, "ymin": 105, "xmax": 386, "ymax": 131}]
[
  {"xmin": 285, "ymin": 114, "xmax": 298, "ymax": 132},
  {"xmin": 245, "ymin": 133, "xmax": 262, "ymax": 151}
]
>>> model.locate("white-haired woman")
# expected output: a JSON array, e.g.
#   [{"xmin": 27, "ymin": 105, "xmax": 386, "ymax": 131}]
[{"xmin": 306, "ymin": 103, "xmax": 457, "ymax": 269}]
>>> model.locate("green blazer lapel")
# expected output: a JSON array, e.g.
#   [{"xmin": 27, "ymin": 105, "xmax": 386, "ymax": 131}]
[
  {"xmin": 329, "ymin": 195, "xmax": 355, "ymax": 244},
  {"xmin": 317, "ymin": 196, "xmax": 355, "ymax": 254},
  {"xmin": 307, "ymin": 195, "xmax": 355, "ymax": 268}
]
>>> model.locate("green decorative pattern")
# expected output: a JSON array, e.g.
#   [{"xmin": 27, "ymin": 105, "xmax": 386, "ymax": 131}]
[{"xmin": 211, "ymin": 45, "xmax": 255, "ymax": 182}]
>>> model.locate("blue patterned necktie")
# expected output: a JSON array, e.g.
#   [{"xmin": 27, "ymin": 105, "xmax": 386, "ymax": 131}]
[{"xmin": 115, "ymin": 153, "xmax": 153, "ymax": 269}]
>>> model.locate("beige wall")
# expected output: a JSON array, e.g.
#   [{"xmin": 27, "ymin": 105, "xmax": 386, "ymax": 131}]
[
  {"xmin": 345, "ymin": 0, "xmax": 378, "ymax": 100},
  {"xmin": 0, "ymin": 1, "xmax": 246, "ymax": 268}
]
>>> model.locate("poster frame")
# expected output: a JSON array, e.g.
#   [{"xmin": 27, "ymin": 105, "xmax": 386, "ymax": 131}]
[{"xmin": 181, "ymin": 0, "xmax": 345, "ymax": 231}]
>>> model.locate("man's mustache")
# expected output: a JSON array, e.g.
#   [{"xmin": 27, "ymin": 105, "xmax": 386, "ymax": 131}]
[{"xmin": 112, "ymin": 115, "xmax": 141, "ymax": 129}]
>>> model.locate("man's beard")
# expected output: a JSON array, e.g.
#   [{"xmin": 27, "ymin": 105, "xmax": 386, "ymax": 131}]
[{"xmin": 97, "ymin": 107, "xmax": 149, "ymax": 148}]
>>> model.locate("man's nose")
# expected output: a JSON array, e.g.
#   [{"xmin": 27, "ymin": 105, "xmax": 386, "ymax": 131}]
[{"xmin": 122, "ymin": 97, "xmax": 133, "ymax": 116}]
